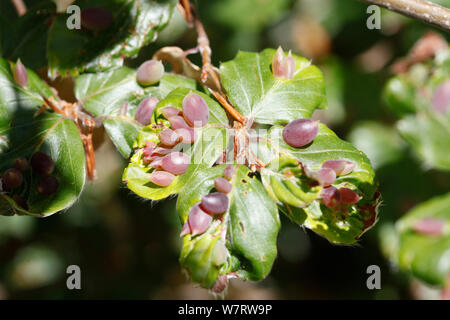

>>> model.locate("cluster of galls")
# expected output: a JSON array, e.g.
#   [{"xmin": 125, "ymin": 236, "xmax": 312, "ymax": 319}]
[
  {"xmin": 281, "ymin": 117, "xmax": 361, "ymax": 211},
  {"xmin": 179, "ymin": 165, "xmax": 234, "ymax": 293},
  {"xmin": 180, "ymin": 164, "xmax": 234, "ymax": 238},
  {"xmin": 134, "ymin": 78, "xmax": 210, "ymax": 187},
  {"xmin": 0, "ymin": 151, "xmax": 59, "ymax": 211},
  {"xmin": 312, "ymin": 160, "xmax": 361, "ymax": 210}
]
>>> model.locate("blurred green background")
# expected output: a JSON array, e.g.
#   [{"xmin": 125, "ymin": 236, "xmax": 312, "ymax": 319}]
[{"xmin": 0, "ymin": 0, "xmax": 449, "ymax": 299}]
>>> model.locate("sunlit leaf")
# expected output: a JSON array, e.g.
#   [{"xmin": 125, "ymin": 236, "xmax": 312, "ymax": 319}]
[
  {"xmin": 220, "ymin": 48, "xmax": 326, "ymax": 125},
  {"xmin": 259, "ymin": 124, "xmax": 379, "ymax": 244},
  {"xmin": 0, "ymin": 58, "xmax": 86, "ymax": 217}
]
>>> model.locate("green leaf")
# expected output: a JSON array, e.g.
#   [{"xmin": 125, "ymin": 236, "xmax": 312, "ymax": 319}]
[
  {"xmin": 0, "ymin": 1, "xmax": 55, "ymax": 69},
  {"xmin": 396, "ymin": 192, "xmax": 450, "ymax": 286},
  {"xmin": 220, "ymin": 48, "xmax": 326, "ymax": 125},
  {"xmin": 265, "ymin": 123, "xmax": 376, "ymax": 195},
  {"xmin": 261, "ymin": 157, "xmax": 321, "ymax": 208},
  {"xmin": 259, "ymin": 123, "xmax": 379, "ymax": 244},
  {"xmin": 384, "ymin": 75, "xmax": 421, "ymax": 116},
  {"xmin": 47, "ymin": 0, "xmax": 176, "ymax": 77},
  {"xmin": 123, "ymin": 127, "xmax": 228, "ymax": 200},
  {"xmin": 0, "ymin": 59, "xmax": 86, "ymax": 217},
  {"xmin": 75, "ymin": 66, "xmax": 143, "ymax": 116},
  {"xmin": 176, "ymin": 165, "xmax": 225, "ymax": 222},
  {"xmin": 209, "ymin": 0, "xmax": 290, "ymax": 31},
  {"xmin": 397, "ymin": 111, "xmax": 450, "ymax": 171},
  {"xmin": 180, "ymin": 224, "xmax": 225, "ymax": 289},
  {"xmin": 176, "ymin": 165, "xmax": 229, "ymax": 288},
  {"xmin": 383, "ymin": 49, "xmax": 450, "ymax": 171},
  {"xmin": 228, "ymin": 165, "xmax": 280, "ymax": 280},
  {"xmin": 75, "ymin": 69, "xmax": 196, "ymax": 158},
  {"xmin": 75, "ymin": 69, "xmax": 196, "ymax": 119},
  {"xmin": 177, "ymin": 165, "xmax": 280, "ymax": 283},
  {"xmin": 103, "ymin": 118, "xmax": 141, "ymax": 158},
  {"xmin": 157, "ymin": 74, "xmax": 197, "ymax": 97}
]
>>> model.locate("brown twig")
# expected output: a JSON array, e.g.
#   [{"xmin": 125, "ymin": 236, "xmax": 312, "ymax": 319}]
[
  {"xmin": 178, "ymin": 0, "xmax": 221, "ymax": 86},
  {"xmin": 194, "ymin": 18, "xmax": 214, "ymax": 83},
  {"xmin": 208, "ymin": 89, "xmax": 246, "ymax": 124},
  {"xmin": 176, "ymin": 1, "xmax": 247, "ymax": 125},
  {"xmin": 358, "ymin": 0, "xmax": 450, "ymax": 32},
  {"xmin": 153, "ymin": 46, "xmax": 246, "ymax": 124},
  {"xmin": 153, "ymin": 46, "xmax": 223, "ymax": 93},
  {"xmin": 391, "ymin": 31, "xmax": 448, "ymax": 73},
  {"xmin": 39, "ymin": 96, "xmax": 65, "ymax": 116},
  {"xmin": 69, "ymin": 103, "xmax": 97, "ymax": 181},
  {"xmin": 80, "ymin": 119, "xmax": 96, "ymax": 181},
  {"xmin": 11, "ymin": 0, "xmax": 26, "ymax": 17},
  {"xmin": 38, "ymin": 96, "xmax": 98, "ymax": 180},
  {"xmin": 179, "ymin": 0, "xmax": 193, "ymax": 26}
]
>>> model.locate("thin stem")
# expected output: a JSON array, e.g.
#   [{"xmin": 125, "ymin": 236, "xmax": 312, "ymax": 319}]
[
  {"xmin": 180, "ymin": 0, "xmax": 193, "ymax": 26},
  {"xmin": 208, "ymin": 89, "xmax": 246, "ymax": 124},
  {"xmin": 40, "ymin": 96, "xmax": 65, "ymax": 115},
  {"xmin": 176, "ymin": 1, "xmax": 246, "ymax": 124},
  {"xmin": 358, "ymin": 0, "xmax": 450, "ymax": 31},
  {"xmin": 178, "ymin": 0, "xmax": 221, "ymax": 86}
]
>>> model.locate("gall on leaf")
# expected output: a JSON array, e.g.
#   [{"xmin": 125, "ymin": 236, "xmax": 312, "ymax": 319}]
[
  {"xmin": 149, "ymin": 171, "xmax": 175, "ymax": 187},
  {"xmin": 272, "ymin": 46, "xmax": 295, "ymax": 79},
  {"xmin": 188, "ymin": 203, "xmax": 212, "ymax": 236},
  {"xmin": 135, "ymin": 97, "xmax": 159, "ymax": 126},
  {"xmin": 13, "ymin": 59, "xmax": 28, "ymax": 87},
  {"xmin": 200, "ymin": 192, "xmax": 229, "ymax": 215},
  {"xmin": 2, "ymin": 168, "xmax": 23, "ymax": 190},
  {"xmin": 30, "ymin": 151, "xmax": 55, "ymax": 176},
  {"xmin": 182, "ymin": 92, "xmax": 210, "ymax": 127},
  {"xmin": 137, "ymin": 60, "xmax": 164, "ymax": 86},
  {"xmin": 283, "ymin": 119, "xmax": 319, "ymax": 148}
]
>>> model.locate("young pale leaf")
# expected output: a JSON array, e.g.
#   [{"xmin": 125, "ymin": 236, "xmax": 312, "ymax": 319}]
[
  {"xmin": 259, "ymin": 123, "xmax": 379, "ymax": 244},
  {"xmin": 396, "ymin": 192, "xmax": 450, "ymax": 286},
  {"xmin": 264, "ymin": 123, "xmax": 376, "ymax": 195},
  {"xmin": 0, "ymin": 59, "xmax": 86, "ymax": 216},
  {"xmin": 123, "ymin": 127, "xmax": 228, "ymax": 200},
  {"xmin": 180, "ymin": 222, "xmax": 225, "ymax": 289},
  {"xmin": 220, "ymin": 48, "xmax": 326, "ymax": 125},
  {"xmin": 261, "ymin": 157, "xmax": 321, "ymax": 208},
  {"xmin": 177, "ymin": 165, "xmax": 280, "ymax": 285},
  {"xmin": 47, "ymin": 0, "xmax": 176, "ymax": 77},
  {"xmin": 103, "ymin": 119, "xmax": 141, "ymax": 158}
]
